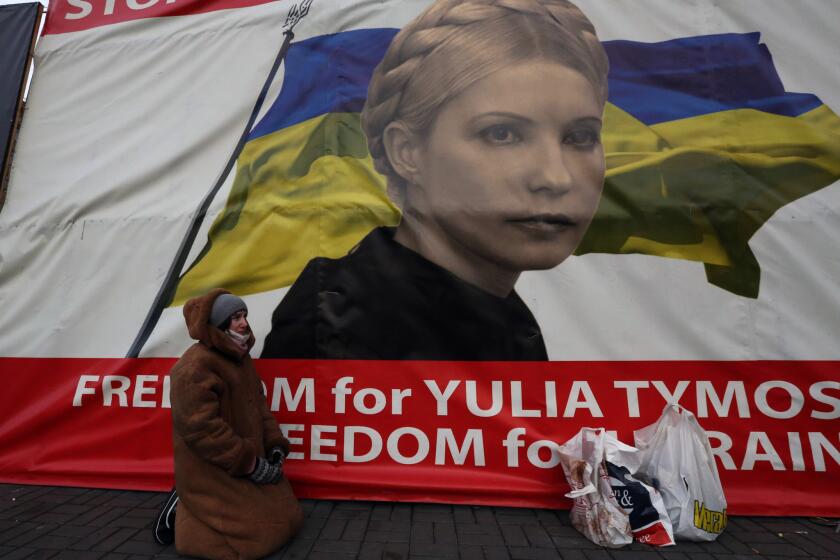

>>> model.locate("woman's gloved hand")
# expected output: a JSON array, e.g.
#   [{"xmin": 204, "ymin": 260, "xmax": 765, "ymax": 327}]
[
  {"xmin": 268, "ymin": 447, "xmax": 286, "ymax": 466},
  {"xmin": 248, "ymin": 456, "xmax": 282, "ymax": 484}
]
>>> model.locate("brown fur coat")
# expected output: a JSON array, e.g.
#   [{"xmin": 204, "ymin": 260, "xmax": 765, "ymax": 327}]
[{"xmin": 170, "ymin": 289, "xmax": 303, "ymax": 560}]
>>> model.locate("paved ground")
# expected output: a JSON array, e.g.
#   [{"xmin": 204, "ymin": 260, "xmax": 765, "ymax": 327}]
[{"xmin": 1, "ymin": 484, "xmax": 838, "ymax": 559}]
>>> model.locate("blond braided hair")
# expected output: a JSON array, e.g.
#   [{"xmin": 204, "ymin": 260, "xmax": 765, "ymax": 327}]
[{"xmin": 361, "ymin": 0, "xmax": 609, "ymax": 200}]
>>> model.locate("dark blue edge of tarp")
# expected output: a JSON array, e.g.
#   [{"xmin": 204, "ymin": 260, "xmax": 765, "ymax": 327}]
[
  {"xmin": 0, "ymin": 3, "xmax": 41, "ymax": 180},
  {"xmin": 248, "ymin": 28, "xmax": 822, "ymax": 142}
]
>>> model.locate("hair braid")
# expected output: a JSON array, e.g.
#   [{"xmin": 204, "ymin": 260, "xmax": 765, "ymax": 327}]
[
  {"xmin": 361, "ymin": 0, "xmax": 609, "ymax": 199},
  {"xmin": 363, "ymin": 2, "xmax": 512, "ymax": 174}
]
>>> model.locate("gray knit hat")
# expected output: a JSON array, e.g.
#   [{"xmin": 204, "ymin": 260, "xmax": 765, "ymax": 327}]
[{"xmin": 210, "ymin": 293, "xmax": 247, "ymax": 328}]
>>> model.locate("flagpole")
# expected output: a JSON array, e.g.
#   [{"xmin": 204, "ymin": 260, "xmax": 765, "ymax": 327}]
[{"xmin": 126, "ymin": 27, "xmax": 296, "ymax": 358}]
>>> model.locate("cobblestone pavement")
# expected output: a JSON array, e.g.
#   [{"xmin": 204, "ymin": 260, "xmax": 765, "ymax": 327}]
[{"xmin": 1, "ymin": 484, "xmax": 838, "ymax": 559}]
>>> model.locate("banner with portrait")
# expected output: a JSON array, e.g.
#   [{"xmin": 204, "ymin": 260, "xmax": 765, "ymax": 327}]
[{"xmin": 0, "ymin": 0, "xmax": 838, "ymax": 516}]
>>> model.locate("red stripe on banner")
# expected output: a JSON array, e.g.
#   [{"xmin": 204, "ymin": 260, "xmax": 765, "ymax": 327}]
[
  {"xmin": 44, "ymin": 0, "xmax": 279, "ymax": 36},
  {"xmin": 0, "ymin": 358, "xmax": 838, "ymax": 515}
]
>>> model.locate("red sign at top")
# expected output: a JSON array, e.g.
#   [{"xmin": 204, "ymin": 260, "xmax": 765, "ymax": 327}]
[{"xmin": 45, "ymin": 0, "xmax": 279, "ymax": 35}]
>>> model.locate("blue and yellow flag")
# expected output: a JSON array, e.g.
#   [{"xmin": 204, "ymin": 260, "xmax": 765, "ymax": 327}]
[
  {"xmin": 172, "ymin": 29, "xmax": 840, "ymax": 305},
  {"xmin": 585, "ymin": 32, "xmax": 840, "ymax": 297}
]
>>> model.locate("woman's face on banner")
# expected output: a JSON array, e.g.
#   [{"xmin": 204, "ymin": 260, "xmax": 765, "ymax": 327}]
[{"xmin": 409, "ymin": 60, "xmax": 605, "ymax": 274}]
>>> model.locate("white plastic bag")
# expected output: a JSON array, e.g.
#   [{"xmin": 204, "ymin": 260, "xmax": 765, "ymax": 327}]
[
  {"xmin": 557, "ymin": 428, "xmax": 634, "ymax": 548},
  {"xmin": 634, "ymin": 404, "xmax": 727, "ymax": 541}
]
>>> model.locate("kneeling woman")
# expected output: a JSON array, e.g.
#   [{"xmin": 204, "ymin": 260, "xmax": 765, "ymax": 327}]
[{"xmin": 170, "ymin": 289, "xmax": 303, "ymax": 560}]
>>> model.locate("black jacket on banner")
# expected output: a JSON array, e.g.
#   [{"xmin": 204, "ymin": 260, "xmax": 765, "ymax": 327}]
[{"xmin": 261, "ymin": 227, "xmax": 548, "ymax": 360}]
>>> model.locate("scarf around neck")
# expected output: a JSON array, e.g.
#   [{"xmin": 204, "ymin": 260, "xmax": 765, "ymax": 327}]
[{"xmin": 226, "ymin": 329, "xmax": 250, "ymax": 353}]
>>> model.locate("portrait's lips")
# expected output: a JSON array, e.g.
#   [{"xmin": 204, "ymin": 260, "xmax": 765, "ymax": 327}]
[{"xmin": 506, "ymin": 213, "xmax": 577, "ymax": 234}]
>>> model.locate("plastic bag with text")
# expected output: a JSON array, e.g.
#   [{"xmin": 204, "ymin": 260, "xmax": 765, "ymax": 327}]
[
  {"xmin": 606, "ymin": 461, "xmax": 675, "ymax": 546},
  {"xmin": 558, "ymin": 428, "xmax": 634, "ymax": 547},
  {"xmin": 634, "ymin": 404, "xmax": 728, "ymax": 541}
]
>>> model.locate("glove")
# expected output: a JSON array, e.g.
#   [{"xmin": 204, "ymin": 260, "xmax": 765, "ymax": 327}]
[
  {"xmin": 248, "ymin": 456, "xmax": 282, "ymax": 485},
  {"xmin": 268, "ymin": 447, "xmax": 286, "ymax": 466},
  {"xmin": 268, "ymin": 447, "xmax": 286, "ymax": 479}
]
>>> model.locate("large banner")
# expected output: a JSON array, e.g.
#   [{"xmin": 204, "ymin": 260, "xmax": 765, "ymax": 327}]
[{"xmin": 1, "ymin": 0, "xmax": 839, "ymax": 516}]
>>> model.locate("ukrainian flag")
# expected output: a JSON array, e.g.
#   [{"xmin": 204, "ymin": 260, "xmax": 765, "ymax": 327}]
[
  {"xmin": 584, "ymin": 32, "xmax": 840, "ymax": 297},
  {"xmin": 172, "ymin": 29, "xmax": 840, "ymax": 305}
]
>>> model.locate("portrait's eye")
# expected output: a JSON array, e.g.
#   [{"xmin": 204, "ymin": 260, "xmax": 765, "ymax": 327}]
[
  {"xmin": 564, "ymin": 127, "xmax": 601, "ymax": 149},
  {"xmin": 480, "ymin": 124, "xmax": 522, "ymax": 145}
]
